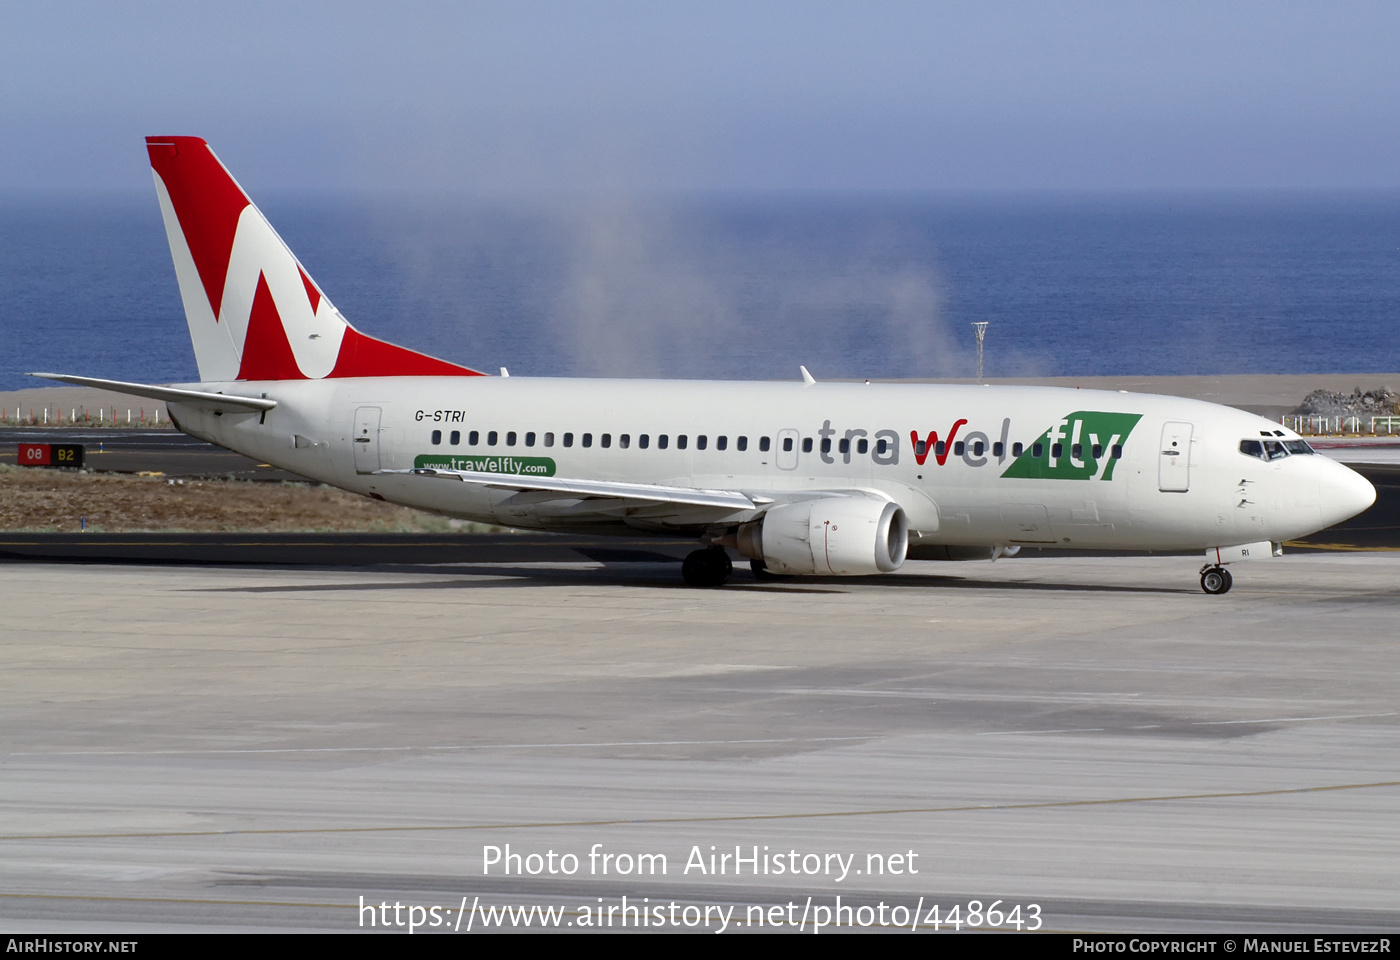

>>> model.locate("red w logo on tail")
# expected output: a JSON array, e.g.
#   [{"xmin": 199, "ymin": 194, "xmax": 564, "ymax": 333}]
[{"xmin": 147, "ymin": 136, "xmax": 484, "ymax": 383}]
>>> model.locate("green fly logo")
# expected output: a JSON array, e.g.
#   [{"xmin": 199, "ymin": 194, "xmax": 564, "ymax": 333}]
[{"xmin": 1000, "ymin": 411, "xmax": 1141, "ymax": 481}]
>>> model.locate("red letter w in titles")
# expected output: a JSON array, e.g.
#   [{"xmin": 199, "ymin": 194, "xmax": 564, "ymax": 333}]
[{"xmin": 910, "ymin": 419, "xmax": 968, "ymax": 466}]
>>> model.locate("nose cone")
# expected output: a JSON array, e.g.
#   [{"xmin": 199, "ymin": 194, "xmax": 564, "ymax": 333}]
[{"xmin": 1319, "ymin": 462, "xmax": 1377, "ymax": 528}]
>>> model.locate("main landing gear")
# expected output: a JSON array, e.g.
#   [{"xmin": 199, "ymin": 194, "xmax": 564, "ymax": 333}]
[
  {"xmin": 750, "ymin": 559, "xmax": 789, "ymax": 581},
  {"xmin": 682, "ymin": 547, "xmax": 733, "ymax": 587},
  {"xmin": 1200, "ymin": 565, "xmax": 1233, "ymax": 595}
]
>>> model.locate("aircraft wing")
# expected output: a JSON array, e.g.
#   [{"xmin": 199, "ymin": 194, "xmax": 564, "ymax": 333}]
[{"xmin": 376, "ymin": 467, "xmax": 766, "ymax": 511}]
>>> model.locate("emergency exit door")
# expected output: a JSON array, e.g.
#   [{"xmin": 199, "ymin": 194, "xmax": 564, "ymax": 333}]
[{"xmin": 353, "ymin": 406, "xmax": 382, "ymax": 474}]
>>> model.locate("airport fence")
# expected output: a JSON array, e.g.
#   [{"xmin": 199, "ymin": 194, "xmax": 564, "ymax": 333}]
[
  {"xmin": 1283, "ymin": 414, "xmax": 1400, "ymax": 436},
  {"xmin": 2, "ymin": 406, "xmax": 173, "ymax": 428}
]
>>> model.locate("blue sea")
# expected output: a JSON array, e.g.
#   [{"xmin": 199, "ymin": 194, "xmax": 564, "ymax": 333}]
[{"xmin": 2, "ymin": 192, "xmax": 1398, "ymax": 392}]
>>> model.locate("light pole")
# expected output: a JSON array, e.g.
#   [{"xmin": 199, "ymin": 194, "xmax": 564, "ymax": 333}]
[{"xmin": 972, "ymin": 322, "xmax": 989, "ymax": 379}]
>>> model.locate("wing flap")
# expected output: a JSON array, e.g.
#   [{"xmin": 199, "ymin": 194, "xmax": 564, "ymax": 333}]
[{"xmin": 377, "ymin": 467, "xmax": 757, "ymax": 511}]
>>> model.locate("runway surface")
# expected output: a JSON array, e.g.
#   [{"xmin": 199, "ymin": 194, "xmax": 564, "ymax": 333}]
[{"xmin": 2, "ymin": 552, "xmax": 1398, "ymax": 933}]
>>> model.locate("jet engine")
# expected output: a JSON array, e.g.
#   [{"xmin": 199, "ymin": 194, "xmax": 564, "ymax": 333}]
[{"xmin": 733, "ymin": 497, "xmax": 909, "ymax": 575}]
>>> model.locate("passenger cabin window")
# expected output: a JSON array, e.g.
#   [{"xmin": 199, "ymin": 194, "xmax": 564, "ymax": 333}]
[
  {"xmin": 953, "ymin": 441, "xmax": 965, "ymax": 457},
  {"xmin": 450, "ymin": 430, "xmax": 460, "ymax": 445},
  {"xmin": 563, "ymin": 433, "xmax": 574, "ymax": 447},
  {"xmin": 487, "ymin": 431, "xmax": 498, "ymax": 445},
  {"xmin": 1112, "ymin": 444, "xmax": 1123, "ymax": 459},
  {"xmin": 1091, "ymin": 444, "xmax": 1103, "ymax": 459},
  {"xmin": 600, "ymin": 433, "xmax": 611, "ymax": 448},
  {"xmin": 781, "ymin": 437, "xmax": 792, "ymax": 452},
  {"xmin": 915, "ymin": 440, "xmax": 927, "ymax": 456},
  {"xmin": 1071, "ymin": 443, "xmax": 1082, "ymax": 460},
  {"xmin": 1013, "ymin": 442, "xmax": 1024, "ymax": 457},
  {"xmin": 1032, "ymin": 443, "xmax": 1043, "ymax": 458},
  {"xmin": 639, "ymin": 434, "xmax": 649, "ymax": 449},
  {"xmin": 525, "ymin": 432, "xmax": 536, "ymax": 447},
  {"xmin": 659, "ymin": 435, "xmax": 669, "ymax": 449},
  {"xmin": 993, "ymin": 442, "xmax": 1004, "ymax": 458},
  {"xmin": 934, "ymin": 441, "xmax": 946, "ymax": 457},
  {"xmin": 971, "ymin": 440, "xmax": 983, "ymax": 457},
  {"xmin": 737, "ymin": 436, "xmax": 748, "ymax": 451},
  {"xmin": 877, "ymin": 438, "xmax": 888, "ymax": 455},
  {"xmin": 858, "ymin": 438, "xmax": 868, "ymax": 454},
  {"xmin": 544, "ymin": 432, "xmax": 555, "ymax": 447},
  {"xmin": 820, "ymin": 438, "xmax": 832, "ymax": 454},
  {"xmin": 696, "ymin": 435, "xmax": 707, "ymax": 450},
  {"xmin": 431, "ymin": 430, "xmax": 442, "ymax": 445},
  {"xmin": 761, "ymin": 437, "xmax": 772, "ymax": 452},
  {"xmin": 619, "ymin": 434, "xmax": 630, "ymax": 448},
  {"xmin": 582, "ymin": 433, "xmax": 593, "ymax": 448},
  {"xmin": 716, "ymin": 436, "xmax": 727, "ymax": 451},
  {"xmin": 801, "ymin": 438, "xmax": 813, "ymax": 453},
  {"xmin": 838, "ymin": 438, "xmax": 849, "ymax": 454},
  {"xmin": 1051, "ymin": 443, "xmax": 1063, "ymax": 459},
  {"xmin": 469, "ymin": 430, "xmax": 480, "ymax": 445},
  {"xmin": 506, "ymin": 431, "xmax": 517, "ymax": 446},
  {"xmin": 677, "ymin": 435, "xmax": 688, "ymax": 450}
]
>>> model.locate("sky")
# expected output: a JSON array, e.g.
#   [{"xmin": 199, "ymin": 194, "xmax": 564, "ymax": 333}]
[{"xmin": 4, "ymin": 1, "xmax": 1400, "ymax": 195}]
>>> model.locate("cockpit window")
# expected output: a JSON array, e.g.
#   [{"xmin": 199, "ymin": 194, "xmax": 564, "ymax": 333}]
[{"xmin": 1242, "ymin": 436, "xmax": 1314, "ymax": 460}]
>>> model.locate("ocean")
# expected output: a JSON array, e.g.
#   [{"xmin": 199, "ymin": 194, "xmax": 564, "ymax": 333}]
[{"xmin": 2, "ymin": 192, "xmax": 1398, "ymax": 393}]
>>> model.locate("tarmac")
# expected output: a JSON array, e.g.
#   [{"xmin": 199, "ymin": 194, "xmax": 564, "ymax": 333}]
[{"xmin": 2, "ymin": 552, "xmax": 1399, "ymax": 933}]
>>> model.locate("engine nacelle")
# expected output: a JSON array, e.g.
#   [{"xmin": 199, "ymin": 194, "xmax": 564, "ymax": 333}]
[{"xmin": 739, "ymin": 497, "xmax": 909, "ymax": 576}]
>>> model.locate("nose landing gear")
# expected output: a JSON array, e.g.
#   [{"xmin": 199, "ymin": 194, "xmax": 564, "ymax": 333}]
[{"xmin": 1200, "ymin": 564, "xmax": 1233, "ymax": 595}]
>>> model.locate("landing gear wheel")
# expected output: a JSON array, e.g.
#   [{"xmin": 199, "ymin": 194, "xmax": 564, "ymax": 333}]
[
  {"xmin": 682, "ymin": 547, "xmax": 733, "ymax": 587},
  {"xmin": 750, "ymin": 559, "xmax": 788, "ymax": 581},
  {"xmin": 1200, "ymin": 566, "xmax": 1233, "ymax": 595}
]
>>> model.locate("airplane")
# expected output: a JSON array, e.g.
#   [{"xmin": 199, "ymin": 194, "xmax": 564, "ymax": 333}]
[{"xmin": 34, "ymin": 136, "xmax": 1377, "ymax": 594}]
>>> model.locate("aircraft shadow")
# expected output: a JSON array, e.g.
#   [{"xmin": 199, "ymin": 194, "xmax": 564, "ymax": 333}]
[{"xmin": 189, "ymin": 563, "xmax": 1189, "ymax": 595}]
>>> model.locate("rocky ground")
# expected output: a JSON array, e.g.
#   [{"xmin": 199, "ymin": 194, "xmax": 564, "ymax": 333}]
[
  {"xmin": 1291, "ymin": 386, "xmax": 1400, "ymax": 418},
  {"xmin": 0, "ymin": 465, "xmax": 476, "ymax": 533}
]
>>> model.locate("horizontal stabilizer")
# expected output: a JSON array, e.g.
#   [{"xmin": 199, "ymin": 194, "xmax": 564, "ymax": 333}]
[
  {"xmin": 29, "ymin": 373, "xmax": 277, "ymax": 412},
  {"xmin": 378, "ymin": 467, "xmax": 757, "ymax": 511}
]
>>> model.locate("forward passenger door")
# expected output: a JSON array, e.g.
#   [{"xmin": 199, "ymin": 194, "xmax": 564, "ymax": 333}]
[{"xmin": 1158, "ymin": 421, "xmax": 1193, "ymax": 492}]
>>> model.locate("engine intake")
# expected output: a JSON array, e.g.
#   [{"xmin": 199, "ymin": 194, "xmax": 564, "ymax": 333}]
[{"xmin": 736, "ymin": 497, "xmax": 909, "ymax": 576}]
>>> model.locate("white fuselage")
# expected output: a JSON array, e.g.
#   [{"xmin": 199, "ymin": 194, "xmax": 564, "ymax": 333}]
[{"xmin": 165, "ymin": 377, "xmax": 1375, "ymax": 553}]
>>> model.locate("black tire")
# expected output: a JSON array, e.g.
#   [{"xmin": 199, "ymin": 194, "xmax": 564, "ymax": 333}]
[
  {"xmin": 1200, "ymin": 566, "xmax": 1233, "ymax": 595},
  {"xmin": 750, "ymin": 559, "xmax": 788, "ymax": 581},
  {"xmin": 682, "ymin": 548, "xmax": 732, "ymax": 587}
]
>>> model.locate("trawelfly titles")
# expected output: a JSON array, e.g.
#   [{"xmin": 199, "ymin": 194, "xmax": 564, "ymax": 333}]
[{"xmin": 482, "ymin": 844, "xmax": 920, "ymax": 880}]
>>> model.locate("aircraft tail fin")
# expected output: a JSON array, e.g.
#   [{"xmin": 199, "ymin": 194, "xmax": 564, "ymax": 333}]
[{"xmin": 146, "ymin": 136, "xmax": 484, "ymax": 382}]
